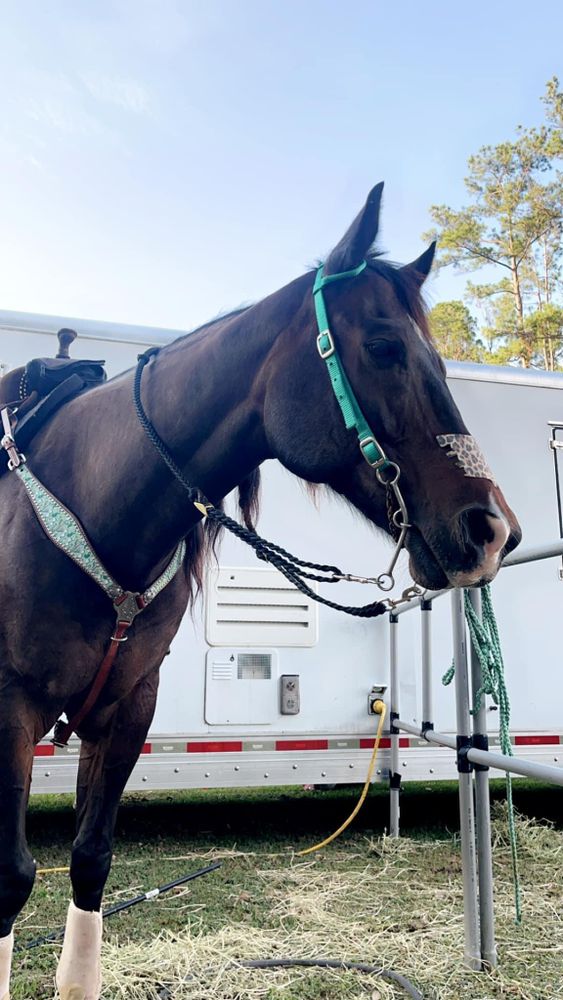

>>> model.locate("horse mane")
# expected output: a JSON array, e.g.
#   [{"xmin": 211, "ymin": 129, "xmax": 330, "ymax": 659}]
[
  {"xmin": 157, "ymin": 305, "xmax": 262, "ymax": 602},
  {"xmin": 184, "ymin": 469, "xmax": 262, "ymax": 604},
  {"xmin": 173, "ymin": 305, "xmax": 253, "ymax": 348}
]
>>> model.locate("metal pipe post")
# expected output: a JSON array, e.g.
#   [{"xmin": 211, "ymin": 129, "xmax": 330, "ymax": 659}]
[
  {"xmin": 468, "ymin": 589, "xmax": 497, "ymax": 968},
  {"xmin": 389, "ymin": 613, "xmax": 401, "ymax": 838},
  {"xmin": 421, "ymin": 599, "xmax": 433, "ymax": 730},
  {"xmin": 451, "ymin": 588, "xmax": 481, "ymax": 971}
]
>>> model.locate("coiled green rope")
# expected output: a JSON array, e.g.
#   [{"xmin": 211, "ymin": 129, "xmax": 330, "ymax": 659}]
[{"xmin": 443, "ymin": 585, "xmax": 522, "ymax": 923}]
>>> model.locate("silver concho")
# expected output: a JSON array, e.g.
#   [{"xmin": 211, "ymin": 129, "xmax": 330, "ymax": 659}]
[{"xmin": 436, "ymin": 434, "xmax": 497, "ymax": 486}]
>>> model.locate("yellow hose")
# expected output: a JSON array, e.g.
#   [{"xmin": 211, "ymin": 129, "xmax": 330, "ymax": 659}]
[
  {"xmin": 36, "ymin": 706, "xmax": 387, "ymax": 870},
  {"xmin": 297, "ymin": 700, "xmax": 387, "ymax": 857}
]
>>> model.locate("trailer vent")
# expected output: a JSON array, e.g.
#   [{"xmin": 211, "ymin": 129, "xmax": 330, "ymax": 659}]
[
  {"xmin": 237, "ymin": 653, "xmax": 272, "ymax": 680},
  {"xmin": 206, "ymin": 567, "xmax": 318, "ymax": 647},
  {"xmin": 205, "ymin": 648, "xmax": 279, "ymax": 725},
  {"xmin": 211, "ymin": 662, "xmax": 235, "ymax": 681}
]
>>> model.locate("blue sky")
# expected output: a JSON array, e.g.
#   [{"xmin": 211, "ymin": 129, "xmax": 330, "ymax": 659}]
[{"xmin": 0, "ymin": 0, "xmax": 561, "ymax": 331}]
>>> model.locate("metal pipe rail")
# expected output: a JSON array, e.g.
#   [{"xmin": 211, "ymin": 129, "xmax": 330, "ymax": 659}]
[
  {"xmin": 396, "ymin": 720, "xmax": 563, "ymax": 784},
  {"xmin": 386, "ymin": 536, "xmax": 563, "ymax": 972},
  {"xmin": 392, "ymin": 538, "xmax": 563, "ymax": 616}
]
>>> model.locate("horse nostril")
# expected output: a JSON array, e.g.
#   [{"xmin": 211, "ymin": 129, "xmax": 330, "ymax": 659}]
[
  {"xmin": 462, "ymin": 508, "xmax": 496, "ymax": 548},
  {"xmin": 459, "ymin": 507, "xmax": 509, "ymax": 557}
]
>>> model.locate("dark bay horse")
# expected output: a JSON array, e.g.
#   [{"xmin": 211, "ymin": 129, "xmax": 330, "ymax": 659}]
[{"xmin": 0, "ymin": 184, "xmax": 520, "ymax": 999}]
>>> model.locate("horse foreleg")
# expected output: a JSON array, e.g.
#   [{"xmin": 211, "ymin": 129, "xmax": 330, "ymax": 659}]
[
  {"xmin": 0, "ymin": 696, "xmax": 40, "ymax": 1000},
  {"xmin": 56, "ymin": 672, "xmax": 159, "ymax": 1000}
]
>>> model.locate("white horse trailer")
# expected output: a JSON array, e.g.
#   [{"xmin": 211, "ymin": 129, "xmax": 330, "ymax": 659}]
[{"xmin": 1, "ymin": 309, "xmax": 562, "ymax": 795}]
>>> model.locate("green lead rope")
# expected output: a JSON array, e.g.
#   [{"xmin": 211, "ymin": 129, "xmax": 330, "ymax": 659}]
[{"xmin": 443, "ymin": 585, "xmax": 522, "ymax": 923}]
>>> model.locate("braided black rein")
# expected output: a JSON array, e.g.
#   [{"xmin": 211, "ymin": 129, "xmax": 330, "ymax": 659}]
[{"xmin": 133, "ymin": 350, "xmax": 386, "ymax": 618}]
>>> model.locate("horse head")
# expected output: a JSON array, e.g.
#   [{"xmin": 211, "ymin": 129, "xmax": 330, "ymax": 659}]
[{"xmin": 263, "ymin": 184, "xmax": 521, "ymax": 590}]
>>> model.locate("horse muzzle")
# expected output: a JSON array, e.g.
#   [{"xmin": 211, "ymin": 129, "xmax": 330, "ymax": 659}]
[{"xmin": 406, "ymin": 501, "xmax": 522, "ymax": 591}]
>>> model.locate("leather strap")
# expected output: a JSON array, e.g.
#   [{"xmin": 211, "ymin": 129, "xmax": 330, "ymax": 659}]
[
  {"xmin": 52, "ymin": 621, "xmax": 131, "ymax": 747},
  {"xmin": 8, "ymin": 461, "xmax": 186, "ymax": 749}
]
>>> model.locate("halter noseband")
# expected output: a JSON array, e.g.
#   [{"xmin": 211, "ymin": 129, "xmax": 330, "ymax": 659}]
[{"xmin": 312, "ymin": 261, "xmax": 411, "ymax": 591}]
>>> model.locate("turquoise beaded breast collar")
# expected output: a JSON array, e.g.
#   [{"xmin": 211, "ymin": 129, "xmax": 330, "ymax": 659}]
[{"xmin": 1, "ymin": 407, "xmax": 185, "ymax": 746}]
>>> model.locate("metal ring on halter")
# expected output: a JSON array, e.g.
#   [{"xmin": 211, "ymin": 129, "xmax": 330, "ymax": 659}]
[
  {"xmin": 376, "ymin": 572, "xmax": 395, "ymax": 591},
  {"xmin": 376, "ymin": 461, "xmax": 400, "ymax": 486}
]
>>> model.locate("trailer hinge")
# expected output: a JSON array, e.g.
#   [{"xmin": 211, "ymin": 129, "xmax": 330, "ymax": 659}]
[{"xmin": 389, "ymin": 711, "xmax": 400, "ymax": 735}]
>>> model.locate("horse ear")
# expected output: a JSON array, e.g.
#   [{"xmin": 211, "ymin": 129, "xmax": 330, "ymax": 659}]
[
  {"xmin": 401, "ymin": 242, "xmax": 436, "ymax": 286},
  {"xmin": 324, "ymin": 182, "xmax": 384, "ymax": 275}
]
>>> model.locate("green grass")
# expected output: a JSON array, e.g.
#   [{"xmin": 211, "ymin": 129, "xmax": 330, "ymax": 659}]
[{"xmin": 11, "ymin": 782, "xmax": 563, "ymax": 999}]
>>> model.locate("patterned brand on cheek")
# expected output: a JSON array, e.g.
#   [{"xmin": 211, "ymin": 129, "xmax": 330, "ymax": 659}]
[{"xmin": 436, "ymin": 434, "xmax": 497, "ymax": 485}]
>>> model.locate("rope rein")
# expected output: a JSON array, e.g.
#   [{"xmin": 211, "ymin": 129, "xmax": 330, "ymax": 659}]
[{"xmin": 133, "ymin": 352, "xmax": 387, "ymax": 619}]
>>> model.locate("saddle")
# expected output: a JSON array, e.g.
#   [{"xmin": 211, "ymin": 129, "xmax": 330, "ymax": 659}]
[{"xmin": 0, "ymin": 328, "xmax": 107, "ymax": 462}]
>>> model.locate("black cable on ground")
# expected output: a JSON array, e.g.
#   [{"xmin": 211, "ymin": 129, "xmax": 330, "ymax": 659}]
[
  {"xmin": 156, "ymin": 957, "xmax": 424, "ymax": 1000},
  {"xmin": 21, "ymin": 850, "xmax": 423, "ymax": 997},
  {"xmin": 17, "ymin": 862, "xmax": 221, "ymax": 953}
]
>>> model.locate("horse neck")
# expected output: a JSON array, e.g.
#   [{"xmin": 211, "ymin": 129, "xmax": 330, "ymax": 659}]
[{"xmin": 45, "ymin": 274, "xmax": 311, "ymax": 586}]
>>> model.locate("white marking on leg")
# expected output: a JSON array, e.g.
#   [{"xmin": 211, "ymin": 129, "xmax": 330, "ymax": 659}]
[
  {"xmin": 56, "ymin": 901, "xmax": 102, "ymax": 1000},
  {"xmin": 0, "ymin": 931, "xmax": 13, "ymax": 1000}
]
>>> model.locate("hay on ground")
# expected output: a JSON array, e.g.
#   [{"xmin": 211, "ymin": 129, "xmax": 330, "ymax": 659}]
[{"xmin": 99, "ymin": 809, "xmax": 563, "ymax": 1000}]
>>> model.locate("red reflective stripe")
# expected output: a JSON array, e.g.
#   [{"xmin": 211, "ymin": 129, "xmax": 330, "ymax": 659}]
[
  {"xmin": 141, "ymin": 743, "xmax": 152, "ymax": 754},
  {"xmin": 514, "ymin": 735, "xmax": 560, "ymax": 746},
  {"xmin": 360, "ymin": 737, "xmax": 409, "ymax": 749},
  {"xmin": 275, "ymin": 739, "xmax": 329, "ymax": 751},
  {"xmin": 35, "ymin": 744, "xmax": 55, "ymax": 757},
  {"xmin": 187, "ymin": 741, "xmax": 243, "ymax": 753}
]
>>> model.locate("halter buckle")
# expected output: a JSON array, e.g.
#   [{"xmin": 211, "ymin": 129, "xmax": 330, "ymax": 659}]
[
  {"xmin": 317, "ymin": 330, "xmax": 335, "ymax": 359},
  {"xmin": 359, "ymin": 436, "xmax": 387, "ymax": 468}
]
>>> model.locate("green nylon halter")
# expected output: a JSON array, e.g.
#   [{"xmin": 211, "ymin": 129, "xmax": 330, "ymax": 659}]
[{"xmin": 313, "ymin": 261, "xmax": 389, "ymax": 469}]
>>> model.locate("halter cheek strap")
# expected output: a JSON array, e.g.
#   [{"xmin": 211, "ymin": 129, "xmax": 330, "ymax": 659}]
[
  {"xmin": 312, "ymin": 262, "xmax": 412, "ymax": 591},
  {"xmin": 313, "ymin": 262, "xmax": 389, "ymax": 469}
]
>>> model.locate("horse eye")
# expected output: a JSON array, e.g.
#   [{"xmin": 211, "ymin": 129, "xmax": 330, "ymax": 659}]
[{"xmin": 364, "ymin": 339, "xmax": 405, "ymax": 367}]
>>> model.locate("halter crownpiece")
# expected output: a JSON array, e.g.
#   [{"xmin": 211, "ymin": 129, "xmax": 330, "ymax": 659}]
[{"xmin": 436, "ymin": 434, "xmax": 497, "ymax": 486}]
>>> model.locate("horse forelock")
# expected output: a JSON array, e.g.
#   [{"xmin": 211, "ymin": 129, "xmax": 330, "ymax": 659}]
[{"xmin": 366, "ymin": 255, "xmax": 433, "ymax": 345}]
